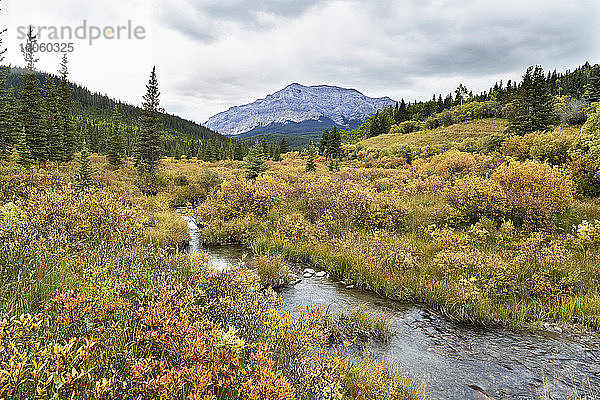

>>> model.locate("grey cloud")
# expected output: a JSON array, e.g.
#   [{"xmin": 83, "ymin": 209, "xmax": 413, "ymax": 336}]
[{"xmin": 160, "ymin": 0, "xmax": 324, "ymax": 42}]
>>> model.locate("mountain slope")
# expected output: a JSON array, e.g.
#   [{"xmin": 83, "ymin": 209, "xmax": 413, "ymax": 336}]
[
  {"xmin": 205, "ymin": 83, "xmax": 395, "ymax": 137},
  {"xmin": 6, "ymin": 67, "xmax": 225, "ymax": 143}
]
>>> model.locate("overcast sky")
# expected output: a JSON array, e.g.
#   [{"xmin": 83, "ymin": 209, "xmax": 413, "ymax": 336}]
[{"xmin": 3, "ymin": 0, "xmax": 599, "ymax": 123}]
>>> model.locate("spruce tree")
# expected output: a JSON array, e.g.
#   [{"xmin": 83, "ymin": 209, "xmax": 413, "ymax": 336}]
[
  {"xmin": 320, "ymin": 129, "xmax": 329, "ymax": 155},
  {"xmin": 584, "ymin": 67, "xmax": 600, "ymax": 105},
  {"xmin": 305, "ymin": 140, "xmax": 317, "ymax": 172},
  {"xmin": 261, "ymin": 138, "xmax": 268, "ymax": 158},
  {"xmin": 107, "ymin": 106, "xmax": 123, "ymax": 166},
  {"xmin": 327, "ymin": 125, "xmax": 341, "ymax": 159},
  {"xmin": 16, "ymin": 127, "xmax": 32, "ymax": 167},
  {"xmin": 509, "ymin": 66, "xmax": 556, "ymax": 135},
  {"xmin": 57, "ymin": 53, "xmax": 76, "ymax": 161},
  {"xmin": 0, "ymin": 74, "xmax": 15, "ymax": 159},
  {"xmin": 0, "ymin": 16, "xmax": 11, "ymax": 159},
  {"xmin": 233, "ymin": 140, "xmax": 244, "ymax": 161},
  {"xmin": 77, "ymin": 140, "xmax": 93, "ymax": 188},
  {"xmin": 136, "ymin": 66, "xmax": 162, "ymax": 173},
  {"xmin": 279, "ymin": 138, "xmax": 289, "ymax": 154},
  {"xmin": 273, "ymin": 142, "xmax": 281, "ymax": 161},
  {"xmin": 245, "ymin": 141, "xmax": 267, "ymax": 180},
  {"xmin": 43, "ymin": 79, "xmax": 63, "ymax": 162},
  {"xmin": 19, "ymin": 27, "xmax": 47, "ymax": 162}
]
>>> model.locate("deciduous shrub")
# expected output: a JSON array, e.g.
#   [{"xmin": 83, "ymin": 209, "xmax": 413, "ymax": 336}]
[
  {"xmin": 390, "ymin": 120, "xmax": 421, "ymax": 134},
  {"xmin": 529, "ymin": 131, "xmax": 571, "ymax": 165},
  {"xmin": 448, "ymin": 160, "xmax": 574, "ymax": 228}
]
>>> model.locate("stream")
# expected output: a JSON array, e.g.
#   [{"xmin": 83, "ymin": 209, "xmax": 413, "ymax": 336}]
[{"xmin": 182, "ymin": 215, "xmax": 600, "ymax": 400}]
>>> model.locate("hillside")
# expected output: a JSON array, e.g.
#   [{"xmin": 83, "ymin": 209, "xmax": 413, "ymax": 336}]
[
  {"xmin": 4, "ymin": 67, "xmax": 235, "ymax": 159},
  {"xmin": 358, "ymin": 119, "xmax": 508, "ymax": 150}
]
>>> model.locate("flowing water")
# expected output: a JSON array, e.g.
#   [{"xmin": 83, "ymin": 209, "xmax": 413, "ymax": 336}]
[{"xmin": 182, "ymin": 216, "xmax": 600, "ymax": 400}]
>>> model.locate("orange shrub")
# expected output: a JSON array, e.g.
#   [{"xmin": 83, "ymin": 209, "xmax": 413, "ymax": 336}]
[
  {"xmin": 448, "ymin": 160, "xmax": 574, "ymax": 228},
  {"xmin": 491, "ymin": 160, "xmax": 573, "ymax": 227},
  {"xmin": 415, "ymin": 149, "xmax": 493, "ymax": 177}
]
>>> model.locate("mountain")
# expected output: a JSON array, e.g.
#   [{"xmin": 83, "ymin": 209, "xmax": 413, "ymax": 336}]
[{"xmin": 205, "ymin": 83, "xmax": 396, "ymax": 141}]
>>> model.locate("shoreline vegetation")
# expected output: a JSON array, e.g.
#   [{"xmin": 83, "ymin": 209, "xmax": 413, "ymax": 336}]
[
  {"xmin": 193, "ymin": 117, "xmax": 600, "ymax": 333},
  {"xmin": 0, "ymin": 155, "xmax": 424, "ymax": 400},
  {"xmin": 3, "ymin": 25, "xmax": 599, "ymax": 398}
]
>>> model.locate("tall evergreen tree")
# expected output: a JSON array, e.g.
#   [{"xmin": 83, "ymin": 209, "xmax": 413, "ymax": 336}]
[
  {"xmin": 19, "ymin": 27, "xmax": 47, "ymax": 162},
  {"xmin": 136, "ymin": 66, "xmax": 162, "ymax": 173},
  {"xmin": 244, "ymin": 141, "xmax": 267, "ymax": 180},
  {"xmin": 232, "ymin": 140, "xmax": 244, "ymax": 161},
  {"xmin": 326, "ymin": 125, "xmax": 341, "ymax": 159},
  {"xmin": 279, "ymin": 138, "xmax": 289, "ymax": 154},
  {"xmin": 108, "ymin": 106, "xmax": 123, "ymax": 166},
  {"xmin": 272, "ymin": 142, "xmax": 281, "ymax": 162},
  {"xmin": 260, "ymin": 138, "xmax": 268, "ymax": 159},
  {"xmin": 509, "ymin": 65, "xmax": 556, "ymax": 135},
  {"xmin": 77, "ymin": 139, "xmax": 93, "ymax": 188},
  {"xmin": 584, "ymin": 66, "xmax": 600, "ymax": 105},
  {"xmin": 43, "ymin": 80, "xmax": 63, "ymax": 162},
  {"xmin": 16, "ymin": 127, "xmax": 32, "ymax": 167},
  {"xmin": 0, "ymin": 88, "xmax": 16, "ymax": 158},
  {"xmin": 305, "ymin": 140, "xmax": 317, "ymax": 172},
  {"xmin": 319, "ymin": 129, "xmax": 329, "ymax": 155},
  {"xmin": 398, "ymin": 99, "xmax": 409, "ymax": 122},
  {"xmin": 57, "ymin": 53, "xmax": 77, "ymax": 161},
  {"xmin": 0, "ymin": 9, "xmax": 11, "ymax": 159}
]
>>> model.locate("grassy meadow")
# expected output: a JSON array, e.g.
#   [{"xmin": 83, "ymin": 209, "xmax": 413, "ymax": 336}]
[
  {"xmin": 0, "ymin": 154, "xmax": 423, "ymax": 400},
  {"xmin": 2, "ymin": 113, "xmax": 600, "ymax": 398},
  {"xmin": 194, "ymin": 118, "xmax": 600, "ymax": 332}
]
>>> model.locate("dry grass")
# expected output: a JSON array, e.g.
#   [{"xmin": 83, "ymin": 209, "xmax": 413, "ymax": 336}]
[{"xmin": 359, "ymin": 119, "xmax": 508, "ymax": 149}]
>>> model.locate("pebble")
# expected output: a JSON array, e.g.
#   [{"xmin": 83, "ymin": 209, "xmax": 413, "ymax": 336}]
[
  {"xmin": 315, "ymin": 271, "xmax": 327, "ymax": 278},
  {"xmin": 303, "ymin": 273, "xmax": 313, "ymax": 278},
  {"xmin": 293, "ymin": 279, "xmax": 302, "ymax": 285},
  {"xmin": 346, "ymin": 285, "xmax": 354, "ymax": 289},
  {"xmin": 303, "ymin": 268, "xmax": 315, "ymax": 275}
]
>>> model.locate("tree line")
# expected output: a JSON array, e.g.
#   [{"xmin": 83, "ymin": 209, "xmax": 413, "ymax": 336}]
[
  {"xmin": 0, "ymin": 27, "xmax": 245, "ymax": 171},
  {"xmin": 351, "ymin": 62, "xmax": 600, "ymax": 140}
]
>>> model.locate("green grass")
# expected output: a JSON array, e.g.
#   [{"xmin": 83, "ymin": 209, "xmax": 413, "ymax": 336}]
[
  {"xmin": 335, "ymin": 305, "xmax": 393, "ymax": 342},
  {"xmin": 255, "ymin": 254, "xmax": 293, "ymax": 289},
  {"xmin": 249, "ymin": 234, "xmax": 595, "ymax": 331}
]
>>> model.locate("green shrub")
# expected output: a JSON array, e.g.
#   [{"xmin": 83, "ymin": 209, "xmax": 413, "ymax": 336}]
[
  {"xmin": 530, "ymin": 131, "xmax": 571, "ymax": 165},
  {"xmin": 391, "ymin": 120, "xmax": 421, "ymax": 134}
]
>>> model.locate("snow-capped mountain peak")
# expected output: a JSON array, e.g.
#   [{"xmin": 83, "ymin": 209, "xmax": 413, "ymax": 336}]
[{"xmin": 204, "ymin": 83, "xmax": 395, "ymax": 136}]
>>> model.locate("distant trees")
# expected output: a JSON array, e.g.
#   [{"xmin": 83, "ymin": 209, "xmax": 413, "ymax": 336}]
[
  {"xmin": 584, "ymin": 66, "xmax": 600, "ymax": 105},
  {"xmin": 245, "ymin": 141, "xmax": 267, "ymax": 180},
  {"xmin": 305, "ymin": 141, "xmax": 316, "ymax": 172},
  {"xmin": 509, "ymin": 66, "xmax": 556, "ymax": 135},
  {"xmin": 320, "ymin": 125, "xmax": 341, "ymax": 158},
  {"xmin": 19, "ymin": 27, "xmax": 46, "ymax": 162},
  {"xmin": 57, "ymin": 53, "xmax": 76, "ymax": 161},
  {"xmin": 368, "ymin": 110, "xmax": 392, "ymax": 138},
  {"xmin": 107, "ymin": 106, "xmax": 123, "ymax": 166},
  {"xmin": 136, "ymin": 67, "xmax": 163, "ymax": 173},
  {"xmin": 392, "ymin": 99, "xmax": 409, "ymax": 123}
]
